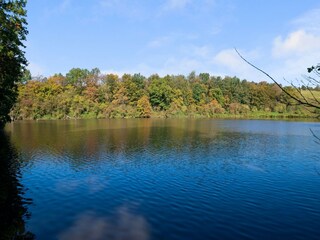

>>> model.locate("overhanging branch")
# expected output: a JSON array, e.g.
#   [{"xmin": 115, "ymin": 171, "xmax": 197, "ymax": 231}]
[{"xmin": 235, "ymin": 48, "xmax": 320, "ymax": 110}]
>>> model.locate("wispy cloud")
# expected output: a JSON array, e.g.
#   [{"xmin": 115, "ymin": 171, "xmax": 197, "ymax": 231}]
[
  {"xmin": 59, "ymin": 0, "xmax": 72, "ymax": 13},
  {"xmin": 229, "ymin": 7, "xmax": 320, "ymax": 83},
  {"xmin": 272, "ymin": 30, "xmax": 320, "ymax": 58},
  {"xmin": 192, "ymin": 45, "xmax": 211, "ymax": 58},
  {"xmin": 292, "ymin": 8, "xmax": 320, "ymax": 33},
  {"xmin": 147, "ymin": 36, "xmax": 172, "ymax": 48},
  {"xmin": 213, "ymin": 48, "xmax": 264, "ymax": 80},
  {"xmin": 163, "ymin": 0, "xmax": 192, "ymax": 10}
]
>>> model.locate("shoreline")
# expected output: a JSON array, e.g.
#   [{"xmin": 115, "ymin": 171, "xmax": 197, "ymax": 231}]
[{"xmin": 9, "ymin": 112, "xmax": 319, "ymax": 122}]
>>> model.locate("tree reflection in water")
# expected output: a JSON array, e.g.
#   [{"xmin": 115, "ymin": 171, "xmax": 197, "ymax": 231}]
[{"xmin": 0, "ymin": 131, "xmax": 34, "ymax": 239}]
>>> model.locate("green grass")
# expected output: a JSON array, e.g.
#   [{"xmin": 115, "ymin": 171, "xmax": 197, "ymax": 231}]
[{"xmin": 300, "ymin": 90, "xmax": 320, "ymax": 102}]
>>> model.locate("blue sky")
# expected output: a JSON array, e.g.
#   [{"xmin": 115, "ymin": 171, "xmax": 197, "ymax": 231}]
[{"xmin": 26, "ymin": 0, "xmax": 320, "ymax": 83}]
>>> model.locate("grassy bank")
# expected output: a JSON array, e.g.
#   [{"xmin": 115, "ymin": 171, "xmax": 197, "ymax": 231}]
[{"xmin": 20, "ymin": 110, "xmax": 318, "ymax": 121}]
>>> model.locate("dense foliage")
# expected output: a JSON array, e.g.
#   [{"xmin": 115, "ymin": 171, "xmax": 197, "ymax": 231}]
[
  {"xmin": 10, "ymin": 68, "xmax": 319, "ymax": 120},
  {"xmin": 0, "ymin": 0, "xmax": 28, "ymax": 128}
]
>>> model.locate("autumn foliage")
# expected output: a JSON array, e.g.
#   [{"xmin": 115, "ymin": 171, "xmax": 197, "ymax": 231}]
[{"xmin": 10, "ymin": 68, "xmax": 318, "ymax": 120}]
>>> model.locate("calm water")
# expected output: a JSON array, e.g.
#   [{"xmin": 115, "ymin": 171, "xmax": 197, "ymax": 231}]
[{"xmin": 1, "ymin": 119, "xmax": 320, "ymax": 240}]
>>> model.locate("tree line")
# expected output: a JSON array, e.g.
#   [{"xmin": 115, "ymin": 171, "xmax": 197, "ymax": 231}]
[{"xmin": 10, "ymin": 68, "xmax": 319, "ymax": 120}]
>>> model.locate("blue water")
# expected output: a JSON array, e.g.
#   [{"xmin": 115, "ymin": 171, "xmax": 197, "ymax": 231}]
[{"xmin": 2, "ymin": 119, "xmax": 320, "ymax": 239}]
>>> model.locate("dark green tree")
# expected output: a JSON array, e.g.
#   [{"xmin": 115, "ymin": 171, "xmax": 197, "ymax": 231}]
[
  {"xmin": 199, "ymin": 72, "xmax": 210, "ymax": 83},
  {"xmin": 148, "ymin": 74, "xmax": 173, "ymax": 110},
  {"xmin": 65, "ymin": 68, "xmax": 90, "ymax": 90},
  {"xmin": 0, "ymin": 0, "xmax": 28, "ymax": 128}
]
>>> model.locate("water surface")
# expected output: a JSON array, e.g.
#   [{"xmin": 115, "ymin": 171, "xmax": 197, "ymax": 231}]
[{"xmin": 2, "ymin": 119, "xmax": 320, "ymax": 239}]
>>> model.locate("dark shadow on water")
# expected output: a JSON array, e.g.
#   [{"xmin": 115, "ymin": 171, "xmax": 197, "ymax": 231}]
[{"xmin": 0, "ymin": 130, "xmax": 34, "ymax": 240}]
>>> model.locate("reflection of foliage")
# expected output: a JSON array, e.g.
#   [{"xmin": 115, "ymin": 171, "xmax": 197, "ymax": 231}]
[
  {"xmin": 0, "ymin": 131, "xmax": 34, "ymax": 239},
  {"xmin": 9, "ymin": 119, "xmax": 216, "ymax": 165}
]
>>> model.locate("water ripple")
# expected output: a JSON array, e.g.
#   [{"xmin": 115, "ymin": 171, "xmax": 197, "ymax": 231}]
[{"xmin": 5, "ymin": 119, "xmax": 320, "ymax": 239}]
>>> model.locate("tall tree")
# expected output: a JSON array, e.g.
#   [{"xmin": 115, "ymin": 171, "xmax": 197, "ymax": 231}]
[
  {"xmin": 65, "ymin": 68, "xmax": 90, "ymax": 90},
  {"xmin": 0, "ymin": 0, "xmax": 28, "ymax": 128}
]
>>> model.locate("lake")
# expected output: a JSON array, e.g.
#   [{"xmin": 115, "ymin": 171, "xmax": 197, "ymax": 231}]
[{"xmin": 1, "ymin": 119, "xmax": 320, "ymax": 240}]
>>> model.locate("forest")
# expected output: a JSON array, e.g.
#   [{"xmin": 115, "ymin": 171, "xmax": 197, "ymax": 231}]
[{"xmin": 10, "ymin": 68, "xmax": 320, "ymax": 120}]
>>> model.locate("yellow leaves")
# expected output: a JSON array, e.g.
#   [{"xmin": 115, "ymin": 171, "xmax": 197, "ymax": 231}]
[
  {"xmin": 137, "ymin": 95, "xmax": 152, "ymax": 118},
  {"xmin": 112, "ymin": 86, "xmax": 129, "ymax": 106}
]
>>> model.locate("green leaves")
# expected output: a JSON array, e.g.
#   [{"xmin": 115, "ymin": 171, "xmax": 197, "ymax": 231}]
[
  {"xmin": 148, "ymin": 76, "xmax": 173, "ymax": 110},
  {"xmin": 9, "ymin": 69, "xmax": 319, "ymax": 120},
  {"xmin": 0, "ymin": 0, "xmax": 28, "ymax": 127}
]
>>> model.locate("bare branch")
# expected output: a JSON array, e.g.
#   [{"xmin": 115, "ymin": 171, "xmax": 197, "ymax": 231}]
[
  {"xmin": 235, "ymin": 48, "xmax": 320, "ymax": 110},
  {"xmin": 305, "ymin": 75, "xmax": 320, "ymax": 85},
  {"xmin": 288, "ymin": 79, "xmax": 310, "ymax": 105},
  {"xmin": 307, "ymin": 86, "xmax": 320, "ymax": 105}
]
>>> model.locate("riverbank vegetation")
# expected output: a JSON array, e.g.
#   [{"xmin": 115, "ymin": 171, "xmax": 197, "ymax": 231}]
[{"xmin": 10, "ymin": 68, "xmax": 320, "ymax": 120}]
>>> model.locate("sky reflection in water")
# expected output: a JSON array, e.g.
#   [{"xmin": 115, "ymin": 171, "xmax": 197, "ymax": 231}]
[{"xmin": 3, "ymin": 119, "xmax": 320, "ymax": 240}]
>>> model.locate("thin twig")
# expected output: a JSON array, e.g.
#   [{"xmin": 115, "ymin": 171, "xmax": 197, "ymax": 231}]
[{"xmin": 235, "ymin": 48, "xmax": 320, "ymax": 110}]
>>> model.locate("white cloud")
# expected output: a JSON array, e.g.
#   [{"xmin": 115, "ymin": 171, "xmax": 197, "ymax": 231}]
[
  {"xmin": 271, "ymin": 49, "xmax": 320, "ymax": 82},
  {"xmin": 272, "ymin": 30, "xmax": 320, "ymax": 58},
  {"xmin": 213, "ymin": 48, "xmax": 267, "ymax": 81},
  {"xmin": 214, "ymin": 49, "xmax": 240, "ymax": 67},
  {"xmin": 214, "ymin": 49, "xmax": 258, "ymax": 72},
  {"xmin": 102, "ymin": 46, "xmax": 254, "ymax": 79},
  {"xmin": 269, "ymin": 7, "xmax": 320, "ymax": 81}
]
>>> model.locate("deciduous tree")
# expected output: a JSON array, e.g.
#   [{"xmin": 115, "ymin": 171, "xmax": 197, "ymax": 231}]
[{"xmin": 0, "ymin": 0, "xmax": 28, "ymax": 127}]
